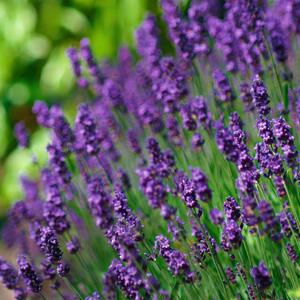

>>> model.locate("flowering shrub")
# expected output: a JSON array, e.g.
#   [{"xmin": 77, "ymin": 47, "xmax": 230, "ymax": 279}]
[{"xmin": 2, "ymin": 0, "xmax": 300, "ymax": 299}]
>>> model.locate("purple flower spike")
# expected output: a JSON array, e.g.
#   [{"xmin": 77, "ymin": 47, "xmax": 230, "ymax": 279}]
[
  {"xmin": 213, "ymin": 69, "xmax": 235, "ymax": 103},
  {"xmin": 251, "ymin": 75, "xmax": 270, "ymax": 117},
  {"xmin": 57, "ymin": 261, "xmax": 70, "ymax": 277},
  {"xmin": 0, "ymin": 257, "xmax": 19, "ymax": 290},
  {"xmin": 32, "ymin": 100, "xmax": 51, "ymax": 128},
  {"xmin": 127, "ymin": 129, "xmax": 142, "ymax": 154},
  {"xmin": 18, "ymin": 255, "xmax": 43, "ymax": 293},
  {"xmin": 191, "ymin": 133, "xmax": 204, "ymax": 150},
  {"xmin": 49, "ymin": 106, "xmax": 75, "ymax": 151},
  {"xmin": 166, "ymin": 115, "xmax": 182, "ymax": 146},
  {"xmin": 42, "ymin": 169, "xmax": 70, "ymax": 235},
  {"xmin": 215, "ymin": 121, "xmax": 239, "ymax": 163},
  {"xmin": 210, "ymin": 208, "xmax": 224, "ymax": 225},
  {"xmin": 267, "ymin": 17, "xmax": 288, "ymax": 63},
  {"xmin": 37, "ymin": 227, "xmax": 63, "ymax": 263},
  {"xmin": 286, "ymin": 243, "xmax": 298, "ymax": 263},
  {"xmin": 258, "ymin": 200, "xmax": 282, "ymax": 241},
  {"xmin": 66, "ymin": 236, "xmax": 81, "ymax": 255},
  {"xmin": 221, "ymin": 219, "xmax": 243, "ymax": 251},
  {"xmin": 273, "ymin": 116, "xmax": 298, "ymax": 169},
  {"xmin": 155, "ymin": 235, "xmax": 195, "ymax": 282},
  {"xmin": 250, "ymin": 261, "xmax": 272, "ymax": 290},
  {"xmin": 67, "ymin": 47, "xmax": 88, "ymax": 88},
  {"xmin": 14, "ymin": 122, "xmax": 29, "ymax": 148},
  {"xmin": 47, "ymin": 143, "xmax": 71, "ymax": 186},
  {"xmin": 87, "ymin": 175, "xmax": 114, "ymax": 230},
  {"xmin": 240, "ymin": 82, "xmax": 255, "ymax": 112},
  {"xmin": 75, "ymin": 103, "xmax": 101, "ymax": 155},
  {"xmin": 226, "ymin": 267, "xmax": 236, "ymax": 284},
  {"xmin": 14, "ymin": 287, "xmax": 27, "ymax": 300},
  {"xmin": 80, "ymin": 38, "xmax": 103, "ymax": 92},
  {"xmin": 224, "ymin": 196, "xmax": 241, "ymax": 221},
  {"xmin": 257, "ymin": 118, "xmax": 275, "ymax": 145},
  {"xmin": 107, "ymin": 259, "xmax": 148, "ymax": 299},
  {"xmin": 191, "ymin": 168, "xmax": 212, "ymax": 202}
]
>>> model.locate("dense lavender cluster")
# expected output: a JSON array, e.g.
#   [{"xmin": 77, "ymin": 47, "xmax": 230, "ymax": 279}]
[{"xmin": 4, "ymin": 0, "xmax": 300, "ymax": 299}]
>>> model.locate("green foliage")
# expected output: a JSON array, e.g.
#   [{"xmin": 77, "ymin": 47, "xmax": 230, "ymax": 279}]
[{"xmin": 0, "ymin": 0, "xmax": 158, "ymax": 208}]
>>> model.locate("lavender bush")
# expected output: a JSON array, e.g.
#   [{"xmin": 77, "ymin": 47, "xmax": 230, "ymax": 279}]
[{"xmin": 2, "ymin": 0, "xmax": 300, "ymax": 299}]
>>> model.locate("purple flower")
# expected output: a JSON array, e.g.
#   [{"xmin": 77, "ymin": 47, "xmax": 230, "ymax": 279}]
[
  {"xmin": 251, "ymin": 75, "xmax": 270, "ymax": 117},
  {"xmin": 241, "ymin": 195, "xmax": 259, "ymax": 228},
  {"xmin": 14, "ymin": 122, "xmax": 29, "ymax": 148},
  {"xmin": 286, "ymin": 243, "xmax": 298, "ymax": 263},
  {"xmin": 66, "ymin": 236, "xmax": 81, "ymax": 255},
  {"xmin": 213, "ymin": 69, "xmax": 235, "ymax": 103},
  {"xmin": 224, "ymin": 196, "xmax": 241, "ymax": 221},
  {"xmin": 191, "ymin": 96, "xmax": 211, "ymax": 129},
  {"xmin": 267, "ymin": 17, "xmax": 288, "ymax": 63},
  {"xmin": 49, "ymin": 106, "xmax": 75, "ymax": 151},
  {"xmin": 210, "ymin": 208, "xmax": 224, "ymax": 225},
  {"xmin": 127, "ymin": 129, "xmax": 142, "ymax": 154},
  {"xmin": 279, "ymin": 210, "xmax": 299, "ymax": 238},
  {"xmin": 225, "ymin": 267, "xmax": 236, "ymax": 284},
  {"xmin": 107, "ymin": 259, "xmax": 148, "ymax": 299},
  {"xmin": 32, "ymin": 100, "xmax": 51, "ymax": 128},
  {"xmin": 208, "ymin": 17, "xmax": 239, "ymax": 73},
  {"xmin": 0, "ymin": 257, "xmax": 19, "ymax": 290},
  {"xmin": 106, "ymin": 219, "xmax": 141, "ymax": 262},
  {"xmin": 273, "ymin": 116, "xmax": 298, "ymax": 168},
  {"xmin": 115, "ymin": 168, "xmax": 131, "ymax": 191},
  {"xmin": 258, "ymin": 201, "xmax": 282, "ymax": 241},
  {"xmin": 66, "ymin": 47, "xmax": 88, "ymax": 88},
  {"xmin": 191, "ymin": 168, "xmax": 212, "ymax": 202},
  {"xmin": 42, "ymin": 169, "xmax": 70, "ymax": 234},
  {"xmin": 87, "ymin": 175, "xmax": 114, "ymax": 230},
  {"xmin": 14, "ymin": 287, "xmax": 27, "ymax": 300},
  {"xmin": 136, "ymin": 14, "xmax": 160, "ymax": 74},
  {"xmin": 256, "ymin": 118, "xmax": 275, "ymax": 145},
  {"xmin": 215, "ymin": 121, "xmax": 239, "ymax": 163},
  {"xmin": 35, "ymin": 226, "xmax": 63, "ymax": 263},
  {"xmin": 240, "ymin": 82, "xmax": 255, "ymax": 112},
  {"xmin": 273, "ymin": 175, "xmax": 286, "ymax": 197},
  {"xmin": 181, "ymin": 103, "xmax": 198, "ymax": 131},
  {"xmin": 102, "ymin": 79, "xmax": 126, "ymax": 111},
  {"xmin": 152, "ymin": 57, "xmax": 188, "ymax": 113},
  {"xmin": 221, "ymin": 219, "xmax": 243, "ymax": 251},
  {"xmin": 56, "ymin": 262, "xmax": 70, "ymax": 277},
  {"xmin": 250, "ymin": 262, "xmax": 272, "ymax": 290},
  {"xmin": 80, "ymin": 38, "xmax": 103, "ymax": 93},
  {"xmin": 229, "ymin": 112, "xmax": 246, "ymax": 149},
  {"xmin": 146, "ymin": 137, "xmax": 162, "ymax": 165},
  {"xmin": 47, "ymin": 143, "xmax": 71, "ymax": 186},
  {"xmin": 191, "ymin": 223, "xmax": 210, "ymax": 263},
  {"xmin": 40, "ymin": 258, "xmax": 56, "ymax": 280},
  {"xmin": 160, "ymin": 0, "xmax": 194, "ymax": 62},
  {"xmin": 191, "ymin": 133, "xmax": 204, "ymax": 150},
  {"xmin": 75, "ymin": 103, "xmax": 101, "ymax": 155},
  {"xmin": 166, "ymin": 114, "xmax": 182, "ymax": 146},
  {"xmin": 17, "ymin": 255, "xmax": 43, "ymax": 293},
  {"xmin": 155, "ymin": 235, "xmax": 194, "ymax": 282}
]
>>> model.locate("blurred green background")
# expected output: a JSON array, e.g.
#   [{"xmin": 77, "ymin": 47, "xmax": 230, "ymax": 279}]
[{"xmin": 0, "ymin": 0, "xmax": 160, "ymax": 214}]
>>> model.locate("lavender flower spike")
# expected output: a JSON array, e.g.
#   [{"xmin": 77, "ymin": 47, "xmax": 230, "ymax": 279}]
[
  {"xmin": 250, "ymin": 261, "xmax": 272, "ymax": 290},
  {"xmin": 18, "ymin": 255, "xmax": 43, "ymax": 293},
  {"xmin": 14, "ymin": 122, "xmax": 29, "ymax": 148},
  {"xmin": 251, "ymin": 75, "xmax": 270, "ymax": 117},
  {"xmin": 0, "ymin": 257, "xmax": 19, "ymax": 290}
]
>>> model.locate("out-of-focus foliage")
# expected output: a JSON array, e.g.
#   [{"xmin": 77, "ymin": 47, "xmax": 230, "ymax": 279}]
[{"xmin": 0, "ymin": 0, "xmax": 160, "ymax": 211}]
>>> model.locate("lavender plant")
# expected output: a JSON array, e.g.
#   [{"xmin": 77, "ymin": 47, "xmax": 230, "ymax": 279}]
[{"xmin": 2, "ymin": 0, "xmax": 300, "ymax": 299}]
